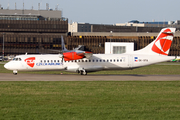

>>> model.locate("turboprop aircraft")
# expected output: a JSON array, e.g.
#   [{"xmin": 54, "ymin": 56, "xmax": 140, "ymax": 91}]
[{"xmin": 4, "ymin": 28, "xmax": 176, "ymax": 75}]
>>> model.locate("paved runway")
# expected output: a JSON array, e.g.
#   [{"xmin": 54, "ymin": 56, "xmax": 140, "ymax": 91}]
[{"xmin": 0, "ymin": 73, "xmax": 180, "ymax": 81}]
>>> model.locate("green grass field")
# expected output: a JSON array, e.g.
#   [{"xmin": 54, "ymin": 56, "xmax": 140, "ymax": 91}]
[
  {"xmin": 0, "ymin": 82, "xmax": 180, "ymax": 120},
  {"xmin": 1, "ymin": 62, "xmax": 180, "ymax": 119}
]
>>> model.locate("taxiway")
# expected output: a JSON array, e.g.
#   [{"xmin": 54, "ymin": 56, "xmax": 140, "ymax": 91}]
[{"xmin": 0, "ymin": 73, "xmax": 180, "ymax": 81}]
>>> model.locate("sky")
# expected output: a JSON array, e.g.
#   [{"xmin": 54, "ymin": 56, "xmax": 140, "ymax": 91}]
[{"xmin": 1, "ymin": 0, "xmax": 180, "ymax": 24}]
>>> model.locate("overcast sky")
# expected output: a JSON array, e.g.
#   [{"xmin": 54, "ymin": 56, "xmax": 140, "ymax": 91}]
[{"xmin": 1, "ymin": 0, "xmax": 180, "ymax": 24}]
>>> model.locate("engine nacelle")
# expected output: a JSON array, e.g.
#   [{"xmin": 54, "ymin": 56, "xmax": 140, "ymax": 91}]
[{"xmin": 63, "ymin": 52, "xmax": 84, "ymax": 61}]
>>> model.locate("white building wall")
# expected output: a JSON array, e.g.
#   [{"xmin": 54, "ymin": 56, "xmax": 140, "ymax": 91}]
[
  {"xmin": 105, "ymin": 42, "xmax": 134, "ymax": 54},
  {"xmin": 68, "ymin": 22, "xmax": 78, "ymax": 32}
]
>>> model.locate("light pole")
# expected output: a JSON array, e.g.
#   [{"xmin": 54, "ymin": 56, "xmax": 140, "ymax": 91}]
[{"xmin": 2, "ymin": 32, "xmax": 5, "ymax": 61}]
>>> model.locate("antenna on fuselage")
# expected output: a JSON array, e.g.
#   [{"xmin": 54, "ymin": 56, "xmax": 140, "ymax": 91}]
[{"xmin": 25, "ymin": 52, "xmax": 27, "ymax": 55}]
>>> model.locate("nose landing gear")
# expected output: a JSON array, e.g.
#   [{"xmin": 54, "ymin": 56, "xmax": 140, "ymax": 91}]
[{"xmin": 13, "ymin": 70, "xmax": 18, "ymax": 75}]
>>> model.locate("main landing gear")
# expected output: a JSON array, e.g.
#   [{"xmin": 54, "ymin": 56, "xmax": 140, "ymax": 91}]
[
  {"xmin": 78, "ymin": 68, "xmax": 87, "ymax": 75},
  {"xmin": 80, "ymin": 70, "xmax": 87, "ymax": 75},
  {"xmin": 13, "ymin": 70, "xmax": 18, "ymax": 75}
]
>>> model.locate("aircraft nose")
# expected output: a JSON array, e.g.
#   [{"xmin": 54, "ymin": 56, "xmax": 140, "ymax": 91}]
[{"xmin": 4, "ymin": 63, "xmax": 9, "ymax": 69}]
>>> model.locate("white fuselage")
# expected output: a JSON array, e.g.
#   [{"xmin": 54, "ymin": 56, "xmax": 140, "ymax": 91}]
[{"xmin": 4, "ymin": 54, "xmax": 174, "ymax": 73}]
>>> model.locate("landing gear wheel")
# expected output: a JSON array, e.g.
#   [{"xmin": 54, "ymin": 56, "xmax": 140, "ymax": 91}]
[
  {"xmin": 83, "ymin": 71, "xmax": 87, "ymax": 75},
  {"xmin": 13, "ymin": 70, "xmax": 18, "ymax": 75},
  {"xmin": 13, "ymin": 73, "xmax": 17, "ymax": 75},
  {"xmin": 80, "ymin": 70, "xmax": 87, "ymax": 75}
]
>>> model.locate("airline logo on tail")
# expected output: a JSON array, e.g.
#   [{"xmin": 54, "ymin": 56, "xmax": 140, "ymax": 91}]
[
  {"xmin": 24, "ymin": 57, "xmax": 35, "ymax": 68},
  {"xmin": 152, "ymin": 28, "xmax": 174, "ymax": 55}
]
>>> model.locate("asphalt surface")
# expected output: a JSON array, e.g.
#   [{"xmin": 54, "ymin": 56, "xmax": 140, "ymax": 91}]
[{"xmin": 0, "ymin": 73, "xmax": 180, "ymax": 81}]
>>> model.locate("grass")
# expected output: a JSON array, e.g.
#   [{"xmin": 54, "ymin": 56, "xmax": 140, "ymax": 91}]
[
  {"xmin": 1, "ymin": 62, "xmax": 180, "ymax": 119},
  {"xmin": 0, "ymin": 82, "xmax": 180, "ymax": 120},
  {"xmin": 1, "ymin": 62, "xmax": 180, "ymax": 75}
]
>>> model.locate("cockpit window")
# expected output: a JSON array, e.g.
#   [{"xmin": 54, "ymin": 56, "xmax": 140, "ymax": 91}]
[{"xmin": 13, "ymin": 57, "xmax": 22, "ymax": 61}]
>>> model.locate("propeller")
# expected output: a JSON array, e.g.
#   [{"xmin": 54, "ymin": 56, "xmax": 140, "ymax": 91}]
[{"xmin": 59, "ymin": 54, "xmax": 64, "ymax": 63}]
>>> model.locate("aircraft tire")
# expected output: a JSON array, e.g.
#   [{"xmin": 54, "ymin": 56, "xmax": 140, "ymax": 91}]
[
  {"xmin": 83, "ymin": 71, "xmax": 87, "ymax": 75},
  {"xmin": 13, "ymin": 73, "xmax": 17, "ymax": 75},
  {"xmin": 80, "ymin": 71, "xmax": 83, "ymax": 75},
  {"xmin": 13, "ymin": 70, "xmax": 18, "ymax": 75}
]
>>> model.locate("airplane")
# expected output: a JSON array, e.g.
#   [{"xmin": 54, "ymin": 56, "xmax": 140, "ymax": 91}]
[{"xmin": 4, "ymin": 28, "xmax": 176, "ymax": 75}]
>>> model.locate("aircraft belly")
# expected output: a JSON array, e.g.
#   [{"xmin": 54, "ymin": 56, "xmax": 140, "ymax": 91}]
[
  {"xmin": 84, "ymin": 66, "xmax": 104, "ymax": 72},
  {"xmin": 34, "ymin": 66, "xmax": 65, "ymax": 70},
  {"xmin": 103, "ymin": 62, "xmax": 129, "ymax": 70}
]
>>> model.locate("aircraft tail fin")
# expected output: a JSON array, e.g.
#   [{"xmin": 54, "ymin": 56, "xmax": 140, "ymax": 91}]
[
  {"xmin": 134, "ymin": 28, "xmax": 176, "ymax": 56},
  {"xmin": 61, "ymin": 36, "xmax": 68, "ymax": 52}
]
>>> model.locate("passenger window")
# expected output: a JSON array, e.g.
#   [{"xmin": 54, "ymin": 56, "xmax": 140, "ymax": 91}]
[
  {"xmin": 19, "ymin": 58, "xmax": 22, "ymax": 61},
  {"xmin": 15, "ymin": 58, "xmax": 18, "ymax": 61},
  {"xmin": 82, "ymin": 60, "xmax": 84, "ymax": 62},
  {"xmin": 51, "ymin": 60, "xmax": 53, "ymax": 63},
  {"xmin": 92, "ymin": 60, "xmax": 94, "ymax": 62},
  {"xmin": 54, "ymin": 60, "xmax": 56, "ymax": 62},
  {"xmin": 96, "ymin": 60, "xmax": 98, "ymax": 62},
  {"xmin": 120, "ymin": 59, "xmax": 122, "ymax": 62},
  {"xmin": 89, "ymin": 60, "xmax": 91, "ymax": 62},
  {"xmin": 85, "ymin": 60, "xmax": 87, "ymax": 62},
  {"xmin": 40, "ymin": 60, "xmax": 42, "ymax": 63},
  {"xmin": 110, "ymin": 59, "xmax": 112, "ymax": 62},
  {"xmin": 117, "ymin": 59, "xmax": 119, "ymax": 62},
  {"xmin": 57, "ymin": 60, "xmax": 59, "ymax": 62},
  {"xmin": 44, "ymin": 60, "xmax": 46, "ymax": 62},
  {"xmin": 47, "ymin": 60, "xmax": 49, "ymax": 63},
  {"xmin": 78, "ymin": 60, "xmax": 81, "ymax": 62},
  {"xmin": 107, "ymin": 60, "xmax": 109, "ymax": 62},
  {"xmin": 114, "ymin": 59, "xmax": 116, "ymax": 62},
  {"xmin": 103, "ymin": 60, "xmax": 105, "ymax": 62}
]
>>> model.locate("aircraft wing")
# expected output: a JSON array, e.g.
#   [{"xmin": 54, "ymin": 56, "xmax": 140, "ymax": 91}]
[
  {"xmin": 83, "ymin": 51, "xmax": 93, "ymax": 59},
  {"xmin": 76, "ymin": 51, "xmax": 93, "ymax": 59}
]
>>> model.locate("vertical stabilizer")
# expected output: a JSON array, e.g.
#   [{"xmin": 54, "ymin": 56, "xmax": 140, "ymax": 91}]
[
  {"xmin": 134, "ymin": 28, "xmax": 176, "ymax": 55},
  {"xmin": 61, "ymin": 36, "xmax": 68, "ymax": 52}
]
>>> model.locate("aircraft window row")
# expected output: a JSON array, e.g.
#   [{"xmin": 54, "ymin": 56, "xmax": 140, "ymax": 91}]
[
  {"xmin": 65, "ymin": 59, "xmax": 124, "ymax": 63},
  {"xmin": 41, "ymin": 60, "xmax": 61, "ymax": 63},
  {"xmin": 12, "ymin": 57, "xmax": 22, "ymax": 61},
  {"xmin": 39, "ymin": 59, "xmax": 124, "ymax": 63}
]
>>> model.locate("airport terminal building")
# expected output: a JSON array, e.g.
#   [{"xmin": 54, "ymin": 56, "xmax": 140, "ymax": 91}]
[{"xmin": 0, "ymin": 9, "xmax": 180, "ymax": 57}]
